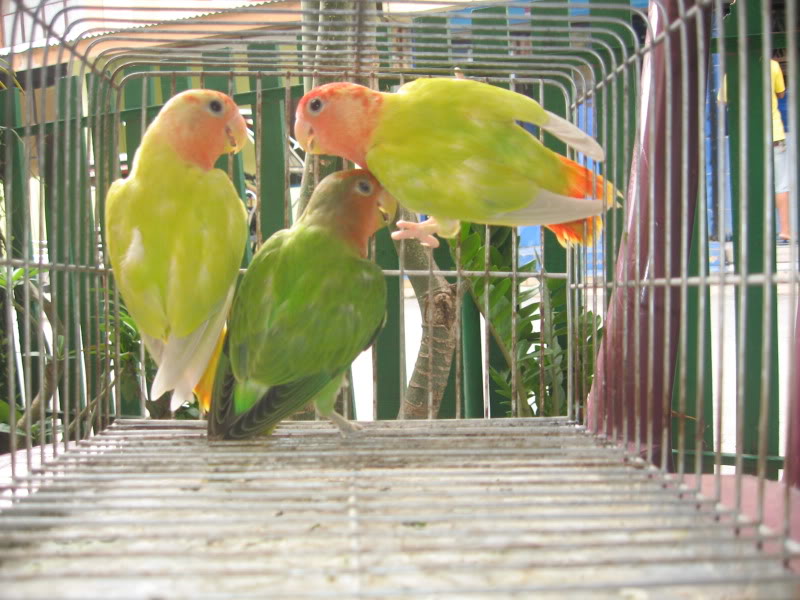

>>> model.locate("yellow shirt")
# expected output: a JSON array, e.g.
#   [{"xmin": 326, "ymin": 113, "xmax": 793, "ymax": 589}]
[{"xmin": 718, "ymin": 59, "xmax": 786, "ymax": 142}]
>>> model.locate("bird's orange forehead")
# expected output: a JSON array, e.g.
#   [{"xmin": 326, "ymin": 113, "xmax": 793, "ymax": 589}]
[
  {"xmin": 171, "ymin": 90, "xmax": 235, "ymax": 112},
  {"xmin": 340, "ymin": 169, "xmax": 379, "ymax": 186},
  {"xmin": 304, "ymin": 83, "xmax": 376, "ymax": 110}
]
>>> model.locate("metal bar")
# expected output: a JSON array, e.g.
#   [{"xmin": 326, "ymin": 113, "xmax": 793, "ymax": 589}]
[{"xmin": 2, "ymin": 2, "xmax": 798, "ymax": 596}]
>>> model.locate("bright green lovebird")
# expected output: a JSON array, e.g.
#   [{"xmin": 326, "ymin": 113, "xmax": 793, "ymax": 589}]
[
  {"xmin": 294, "ymin": 77, "xmax": 619, "ymax": 248},
  {"xmin": 105, "ymin": 89, "xmax": 249, "ymax": 412},
  {"xmin": 207, "ymin": 169, "xmax": 397, "ymax": 440}
]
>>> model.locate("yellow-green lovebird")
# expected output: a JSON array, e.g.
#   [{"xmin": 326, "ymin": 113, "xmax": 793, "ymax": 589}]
[
  {"xmin": 294, "ymin": 77, "xmax": 619, "ymax": 248},
  {"xmin": 105, "ymin": 89, "xmax": 249, "ymax": 412},
  {"xmin": 207, "ymin": 169, "xmax": 396, "ymax": 440}
]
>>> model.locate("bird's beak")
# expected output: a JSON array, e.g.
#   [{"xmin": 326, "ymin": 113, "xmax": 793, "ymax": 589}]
[
  {"xmin": 377, "ymin": 190, "xmax": 397, "ymax": 224},
  {"xmin": 224, "ymin": 112, "xmax": 249, "ymax": 154},
  {"xmin": 295, "ymin": 119, "xmax": 317, "ymax": 154}
]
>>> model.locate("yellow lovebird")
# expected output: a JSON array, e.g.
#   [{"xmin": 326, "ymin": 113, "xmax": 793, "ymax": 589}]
[
  {"xmin": 105, "ymin": 89, "xmax": 248, "ymax": 412},
  {"xmin": 295, "ymin": 78, "xmax": 619, "ymax": 248}
]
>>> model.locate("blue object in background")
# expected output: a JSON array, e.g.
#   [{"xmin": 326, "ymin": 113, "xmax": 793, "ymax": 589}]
[
  {"xmin": 518, "ymin": 226, "xmax": 541, "ymax": 267},
  {"xmin": 778, "ymin": 93, "xmax": 789, "ymax": 132},
  {"xmin": 507, "ymin": 5, "xmax": 526, "ymax": 26},
  {"xmin": 569, "ymin": 0, "xmax": 647, "ymax": 16},
  {"xmin": 707, "ymin": 53, "xmax": 733, "ymax": 241}
]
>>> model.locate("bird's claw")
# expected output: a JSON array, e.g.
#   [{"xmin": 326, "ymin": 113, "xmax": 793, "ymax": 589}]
[
  {"xmin": 391, "ymin": 219, "xmax": 442, "ymax": 248},
  {"xmin": 327, "ymin": 411, "xmax": 362, "ymax": 438}
]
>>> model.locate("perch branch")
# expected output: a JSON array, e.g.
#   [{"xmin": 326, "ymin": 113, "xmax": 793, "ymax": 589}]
[
  {"xmin": 390, "ymin": 207, "xmax": 458, "ymax": 419},
  {"xmin": 14, "ymin": 281, "xmax": 66, "ymax": 430}
]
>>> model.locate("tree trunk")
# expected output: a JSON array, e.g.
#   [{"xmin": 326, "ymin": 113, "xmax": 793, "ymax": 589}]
[{"xmin": 390, "ymin": 208, "xmax": 458, "ymax": 419}]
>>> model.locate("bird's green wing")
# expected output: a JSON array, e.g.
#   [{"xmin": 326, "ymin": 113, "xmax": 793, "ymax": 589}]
[
  {"xmin": 396, "ymin": 78, "xmax": 604, "ymax": 160},
  {"xmin": 213, "ymin": 224, "xmax": 385, "ymax": 438},
  {"xmin": 367, "ymin": 112, "xmax": 561, "ymax": 219},
  {"xmin": 208, "ymin": 338, "xmax": 338, "ymax": 439},
  {"xmin": 368, "ymin": 137, "xmax": 604, "ymax": 227}
]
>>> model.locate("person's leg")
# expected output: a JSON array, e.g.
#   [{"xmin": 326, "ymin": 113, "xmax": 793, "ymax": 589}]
[
  {"xmin": 774, "ymin": 141, "xmax": 791, "ymax": 240},
  {"xmin": 777, "ymin": 192, "xmax": 791, "ymax": 240}
]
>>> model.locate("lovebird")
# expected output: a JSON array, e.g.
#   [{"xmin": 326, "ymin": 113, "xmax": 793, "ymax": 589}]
[
  {"xmin": 105, "ymin": 89, "xmax": 249, "ymax": 412},
  {"xmin": 294, "ymin": 77, "xmax": 619, "ymax": 248},
  {"xmin": 207, "ymin": 169, "xmax": 397, "ymax": 440}
]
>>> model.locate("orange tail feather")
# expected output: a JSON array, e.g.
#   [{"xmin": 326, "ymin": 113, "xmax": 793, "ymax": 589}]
[
  {"xmin": 193, "ymin": 325, "xmax": 227, "ymax": 414},
  {"xmin": 546, "ymin": 154, "xmax": 621, "ymax": 247},
  {"xmin": 546, "ymin": 217, "xmax": 603, "ymax": 247}
]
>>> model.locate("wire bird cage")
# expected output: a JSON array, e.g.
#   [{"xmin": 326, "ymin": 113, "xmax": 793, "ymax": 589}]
[{"xmin": 1, "ymin": 0, "xmax": 800, "ymax": 596}]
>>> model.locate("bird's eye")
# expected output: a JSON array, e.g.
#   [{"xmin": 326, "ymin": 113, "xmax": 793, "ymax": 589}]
[
  {"xmin": 356, "ymin": 179, "xmax": 373, "ymax": 196},
  {"xmin": 209, "ymin": 99, "xmax": 223, "ymax": 114},
  {"xmin": 308, "ymin": 98, "xmax": 324, "ymax": 114}
]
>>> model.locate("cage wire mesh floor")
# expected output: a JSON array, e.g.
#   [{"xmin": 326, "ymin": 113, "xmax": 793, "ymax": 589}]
[
  {"xmin": 3, "ymin": 0, "xmax": 800, "ymax": 597},
  {"xmin": 1, "ymin": 418, "xmax": 799, "ymax": 599}
]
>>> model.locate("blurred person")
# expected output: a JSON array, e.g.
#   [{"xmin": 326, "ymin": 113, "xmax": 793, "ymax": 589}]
[{"xmin": 718, "ymin": 58, "xmax": 790, "ymax": 243}]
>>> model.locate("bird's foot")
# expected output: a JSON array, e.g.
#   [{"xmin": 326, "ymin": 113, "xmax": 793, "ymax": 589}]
[
  {"xmin": 391, "ymin": 218, "xmax": 443, "ymax": 248},
  {"xmin": 325, "ymin": 410, "xmax": 362, "ymax": 438}
]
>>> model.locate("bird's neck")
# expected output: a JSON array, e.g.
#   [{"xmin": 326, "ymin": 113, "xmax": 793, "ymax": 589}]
[
  {"xmin": 132, "ymin": 120, "xmax": 217, "ymax": 175},
  {"xmin": 301, "ymin": 211, "xmax": 373, "ymax": 259},
  {"xmin": 333, "ymin": 93, "xmax": 385, "ymax": 168}
]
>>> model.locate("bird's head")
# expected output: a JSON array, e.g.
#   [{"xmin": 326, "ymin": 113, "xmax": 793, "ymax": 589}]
[
  {"xmin": 304, "ymin": 169, "xmax": 397, "ymax": 257},
  {"xmin": 154, "ymin": 89, "xmax": 248, "ymax": 171},
  {"xmin": 294, "ymin": 82, "xmax": 383, "ymax": 168}
]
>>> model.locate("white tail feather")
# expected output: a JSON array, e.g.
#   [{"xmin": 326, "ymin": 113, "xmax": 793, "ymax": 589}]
[
  {"xmin": 168, "ymin": 383, "xmax": 195, "ymax": 413},
  {"xmin": 543, "ymin": 111, "xmax": 605, "ymax": 162},
  {"xmin": 149, "ymin": 286, "xmax": 235, "ymax": 410},
  {"xmin": 140, "ymin": 333, "xmax": 165, "ymax": 364},
  {"xmin": 490, "ymin": 188, "xmax": 605, "ymax": 227}
]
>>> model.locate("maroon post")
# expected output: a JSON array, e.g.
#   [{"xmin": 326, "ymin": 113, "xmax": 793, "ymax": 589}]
[
  {"xmin": 786, "ymin": 302, "xmax": 800, "ymax": 487},
  {"xmin": 588, "ymin": 0, "xmax": 711, "ymax": 468}
]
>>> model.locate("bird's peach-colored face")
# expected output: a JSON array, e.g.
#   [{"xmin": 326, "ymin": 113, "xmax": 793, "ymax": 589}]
[
  {"xmin": 159, "ymin": 89, "xmax": 248, "ymax": 170},
  {"xmin": 294, "ymin": 83, "xmax": 382, "ymax": 168},
  {"xmin": 338, "ymin": 169, "xmax": 397, "ymax": 233},
  {"xmin": 306, "ymin": 169, "xmax": 397, "ymax": 257}
]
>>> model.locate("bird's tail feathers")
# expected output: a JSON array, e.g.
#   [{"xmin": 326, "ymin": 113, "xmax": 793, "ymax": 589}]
[
  {"xmin": 207, "ymin": 339, "xmax": 236, "ymax": 439},
  {"xmin": 555, "ymin": 154, "xmax": 621, "ymax": 209},
  {"xmin": 168, "ymin": 383, "xmax": 195, "ymax": 412},
  {"xmin": 140, "ymin": 332, "xmax": 165, "ymax": 364},
  {"xmin": 213, "ymin": 372, "xmax": 335, "ymax": 440},
  {"xmin": 193, "ymin": 325, "xmax": 227, "ymax": 414},
  {"xmin": 545, "ymin": 154, "xmax": 623, "ymax": 247},
  {"xmin": 542, "ymin": 112, "xmax": 605, "ymax": 162},
  {"xmin": 233, "ymin": 380, "xmax": 270, "ymax": 417},
  {"xmin": 546, "ymin": 218, "xmax": 603, "ymax": 247},
  {"xmin": 150, "ymin": 286, "xmax": 235, "ymax": 412}
]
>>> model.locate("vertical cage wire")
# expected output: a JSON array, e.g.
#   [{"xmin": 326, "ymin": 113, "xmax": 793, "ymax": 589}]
[{"xmin": 0, "ymin": 0, "xmax": 799, "ymax": 595}]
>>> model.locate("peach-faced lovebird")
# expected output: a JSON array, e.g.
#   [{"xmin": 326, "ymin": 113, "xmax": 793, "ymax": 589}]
[
  {"xmin": 294, "ymin": 77, "xmax": 618, "ymax": 247},
  {"xmin": 207, "ymin": 169, "xmax": 396, "ymax": 440},
  {"xmin": 105, "ymin": 89, "xmax": 248, "ymax": 412}
]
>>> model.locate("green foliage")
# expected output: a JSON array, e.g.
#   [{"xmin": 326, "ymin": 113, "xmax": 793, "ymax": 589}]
[
  {"xmin": 98, "ymin": 297, "xmax": 155, "ymax": 417},
  {"xmin": 101, "ymin": 295, "xmax": 199, "ymax": 419},
  {"xmin": 0, "ymin": 396, "xmax": 22, "ymax": 440},
  {"xmin": 0, "ymin": 267, "xmax": 40, "ymax": 288},
  {"xmin": 0, "ymin": 269, "xmax": 36, "ymax": 445},
  {"xmin": 452, "ymin": 224, "xmax": 603, "ymax": 417},
  {"xmin": 0, "ymin": 397, "xmax": 20, "ymax": 424},
  {"xmin": 0, "ymin": 58, "xmax": 23, "ymax": 92},
  {"xmin": 0, "ymin": 267, "xmax": 61, "ymax": 451},
  {"xmin": 0, "ymin": 415, "xmax": 59, "ymax": 446}
]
